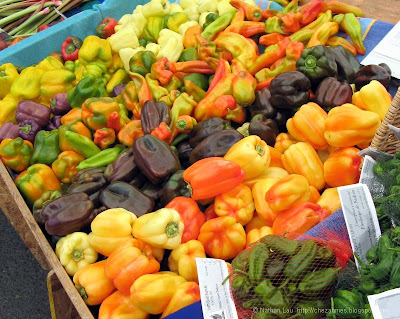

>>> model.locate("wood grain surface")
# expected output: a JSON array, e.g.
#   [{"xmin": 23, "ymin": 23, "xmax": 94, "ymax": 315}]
[{"xmin": 344, "ymin": 0, "xmax": 399, "ymax": 24}]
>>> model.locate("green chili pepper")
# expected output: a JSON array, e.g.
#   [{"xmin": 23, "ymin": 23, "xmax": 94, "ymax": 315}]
[
  {"xmin": 389, "ymin": 253, "xmax": 400, "ymax": 287},
  {"xmin": 30, "ymin": 130, "xmax": 61, "ymax": 166},
  {"xmin": 260, "ymin": 235, "xmax": 299, "ymax": 256},
  {"xmin": 201, "ymin": 11, "xmax": 236, "ymax": 40},
  {"xmin": 366, "ymin": 245, "xmax": 379, "ymax": 264},
  {"xmin": 232, "ymin": 249, "xmax": 251, "ymax": 272},
  {"xmin": 248, "ymin": 242, "xmax": 270, "ymax": 283},
  {"xmin": 357, "ymin": 279, "xmax": 376, "ymax": 295},
  {"xmin": 76, "ymin": 144, "xmax": 126, "ymax": 170},
  {"xmin": 284, "ymin": 240, "xmax": 318, "ymax": 280},
  {"xmin": 298, "ymin": 267, "xmax": 341, "ymax": 297},
  {"xmin": 64, "ymin": 131, "xmax": 101, "ymax": 158},
  {"xmin": 370, "ymin": 250, "xmax": 395, "ymax": 282},
  {"xmin": 243, "ymin": 298, "xmax": 263, "ymax": 310},
  {"xmin": 330, "ymin": 289, "xmax": 363, "ymax": 319}
]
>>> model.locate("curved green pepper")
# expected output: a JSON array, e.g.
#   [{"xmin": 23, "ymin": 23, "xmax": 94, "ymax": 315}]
[
  {"xmin": 76, "ymin": 144, "xmax": 126, "ymax": 170},
  {"xmin": 64, "ymin": 131, "xmax": 101, "ymax": 158},
  {"xmin": 30, "ymin": 130, "xmax": 61, "ymax": 166},
  {"xmin": 284, "ymin": 240, "xmax": 318, "ymax": 280},
  {"xmin": 201, "ymin": 11, "xmax": 236, "ymax": 40},
  {"xmin": 248, "ymin": 242, "xmax": 269, "ymax": 283}
]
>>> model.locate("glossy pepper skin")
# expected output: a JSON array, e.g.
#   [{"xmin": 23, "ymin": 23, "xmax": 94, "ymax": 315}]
[
  {"xmin": 161, "ymin": 282, "xmax": 201, "ymax": 318},
  {"xmin": 355, "ymin": 63, "xmax": 391, "ymax": 91},
  {"xmin": 286, "ymin": 102, "xmax": 328, "ymax": 150},
  {"xmin": 183, "ymin": 157, "xmax": 245, "ymax": 201},
  {"xmin": 59, "ymin": 121, "xmax": 92, "ymax": 152},
  {"xmin": 314, "ymin": 77, "xmax": 353, "ymax": 111},
  {"xmin": 324, "ymin": 147, "xmax": 363, "ymax": 187},
  {"xmin": 168, "ymin": 240, "xmax": 206, "ymax": 283},
  {"xmin": 160, "ymin": 170, "xmax": 191, "ymax": 206},
  {"xmin": 166, "ymin": 197, "xmax": 206, "ymax": 243},
  {"xmin": 73, "ymin": 261, "xmax": 116, "ymax": 306},
  {"xmin": 251, "ymin": 178, "xmax": 281, "ymax": 225},
  {"xmin": 67, "ymin": 75, "xmax": 108, "ymax": 108},
  {"xmin": 61, "ymin": 37, "xmax": 83, "ymax": 61},
  {"xmin": 64, "ymin": 130, "xmax": 101, "ymax": 159},
  {"xmin": 0, "ymin": 138, "xmax": 33, "ymax": 172},
  {"xmin": 41, "ymin": 192, "xmax": 95, "ymax": 236},
  {"xmin": 0, "ymin": 122, "xmax": 19, "ymax": 142},
  {"xmin": 96, "ymin": 17, "xmax": 118, "ymax": 39},
  {"xmin": 10, "ymin": 66, "xmax": 44, "ymax": 101},
  {"xmin": 330, "ymin": 289, "xmax": 363, "ymax": 318},
  {"xmin": 0, "ymin": 63, "xmax": 19, "ymax": 99},
  {"xmin": 76, "ymin": 145, "xmax": 126, "ymax": 171},
  {"xmin": 82, "ymin": 97, "xmax": 120, "ymax": 131},
  {"xmin": 130, "ymin": 272, "xmax": 186, "ymax": 315},
  {"xmin": 324, "ymin": 103, "xmax": 381, "ymax": 148},
  {"xmin": 15, "ymin": 100, "xmax": 51, "ymax": 127},
  {"xmin": 105, "ymin": 238, "xmax": 160, "ymax": 295},
  {"xmin": 198, "ymin": 216, "xmax": 246, "ymax": 260},
  {"xmin": 329, "ymin": 45, "xmax": 360, "ymax": 83},
  {"xmin": 99, "ymin": 290, "xmax": 148, "ymax": 319},
  {"xmin": 30, "ymin": 130, "xmax": 61, "ymax": 166},
  {"xmin": 78, "ymin": 35, "xmax": 112, "ymax": 67},
  {"xmin": 52, "ymin": 151, "xmax": 85, "ymax": 184},
  {"xmin": 317, "ymin": 188, "xmax": 341, "ymax": 215},
  {"xmin": 246, "ymin": 226, "xmax": 273, "ymax": 248},
  {"xmin": 224, "ymin": 135, "xmax": 270, "ymax": 180},
  {"xmin": 352, "ymin": 80, "xmax": 392, "ymax": 121},
  {"xmin": 15, "ymin": 163, "xmax": 61, "ymax": 204},
  {"xmin": 129, "ymin": 51, "xmax": 157, "ymax": 77},
  {"xmin": 249, "ymin": 115, "xmax": 279, "ymax": 147},
  {"xmin": 201, "ymin": 11, "xmax": 236, "ymax": 40},
  {"xmin": 308, "ymin": 22, "xmax": 339, "ymax": 47},
  {"xmin": 88, "ymin": 208, "xmax": 136, "ymax": 256},
  {"xmin": 117, "ymin": 120, "xmax": 144, "ymax": 147},
  {"xmin": 188, "ymin": 117, "xmax": 231, "ymax": 147},
  {"xmin": 94, "ymin": 128, "xmax": 116, "ymax": 150},
  {"xmin": 132, "ymin": 208, "xmax": 184, "ymax": 250},
  {"xmin": 0, "ymin": 94, "xmax": 19, "ymax": 126},
  {"xmin": 341, "ymin": 13, "xmax": 366, "ymax": 55}
]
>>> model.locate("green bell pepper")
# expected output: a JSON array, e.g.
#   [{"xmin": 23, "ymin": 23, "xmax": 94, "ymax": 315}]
[
  {"xmin": 142, "ymin": 16, "xmax": 164, "ymax": 42},
  {"xmin": 182, "ymin": 73, "xmax": 209, "ymax": 91},
  {"xmin": 330, "ymin": 290, "xmax": 363, "ymax": 319},
  {"xmin": 30, "ymin": 130, "xmax": 61, "ymax": 166},
  {"xmin": 67, "ymin": 75, "xmax": 108, "ymax": 108},
  {"xmin": 129, "ymin": 51, "xmax": 157, "ymax": 77},
  {"xmin": 76, "ymin": 144, "xmax": 126, "ymax": 170},
  {"xmin": 164, "ymin": 12, "xmax": 188, "ymax": 32},
  {"xmin": 178, "ymin": 47, "xmax": 199, "ymax": 62},
  {"xmin": 64, "ymin": 131, "xmax": 101, "ymax": 158}
]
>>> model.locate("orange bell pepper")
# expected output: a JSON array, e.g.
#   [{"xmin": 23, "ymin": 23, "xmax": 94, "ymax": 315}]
[
  {"xmin": 166, "ymin": 197, "xmax": 206, "ymax": 243},
  {"xmin": 252, "ymin": 178, "xmax": 280, "ymax": 226},
  {"xmin": 151, "ymin": 122, "xmax": 172, "ymax": 143},
  {"xmin": 204, "ymin": 204, "xmax": 218, "ymax": 221},
  {"xmin": 272, "ymin": 202, "xmax": 327, "ymax": 235},
  {"xmin": 183, "ymin": 157, "xmax": 245, "ymax": 200},
  {"xmin": 51, "ymin": 151, "xmax": 85, "ymax": 184},
  {"xmin": 183, "ymin": 25, "xmax": 203, "ymax": 49},
  {"xmin": 309, "ymin": 186, "xmax": 321, "ymax": 203},
  {"xmin": 244, "ymin": 166, "xmax": 289, "ymax": 190},
  {"xmin": 282, "ymin": 142, "xmax": 326, "ymax": 190},
  {"xmin": 274, "ymin": 133, "xmax": 298, "ymax": 154},
  {"xmin": 73, "ymin": 260, "xmax": 116, "ymax": 306},
  {"xmin": 214, "ymin": 183, "xmax": 255, "ymax": 226},
  {"xmin": 61, "ymin": 107, "xmax": 82, "ymax": 125},
  {"xmin": 99, "ymin": 290, "xmax": 149, "ymax": 319},
  {"xmin": 130, "ymin": 272, "xmax": 187, "ymax": 315},
  {"xmin": 161, "ymin": 282, "xmax": 201, "ymax": 318},
  {"xmin": 286, "ymin": 102, "xmax": 328, "ymax": 150},
  {"xmin": 198, "ymin": 216, "xmax": 246, "ymax": 260},
  {"xmin": 82, "ymin": 97, "xmax": 120, "ymax": 131},
  {"xmin": 94, "ymin": 128, "xmax": 116, "ymax": 150},
  {"xmin": 168, "ymin": 240, "xmax": 206, "ymax": 282},
  {"xmin": 104, "ymin": 238, "xmax": 160, "ymax": 295},
  {"xmin": 317, "ymin": 188, "xmax": 341, "ymax": 215},
  {"xmin": 246, "ymin": 226, "xmax": 273, "ymax": 248},
  {"xmin": 268, "ymin": 146, "xmax": 284, "ymax": 168},
  {"xmin": 324, "ymin": 104, "xmax": 381, "ymax": 149},
  {"xmin": 324, "ymin": 147, "xmax": 363, "ymax": 187},
  {"xmin": 245, "ymin": 214, "xmax": 271, "ymax": 232},
  {"xmin": 266, "ymin": 174, "xmax": 311, "ymax": 212},
  {"xmin": 117, "ymin": 120, "xmax": 144, "ymax": 147},
  {"xmin": 0, "ymin": 138, "xmax": 33, "ymax": 172}
]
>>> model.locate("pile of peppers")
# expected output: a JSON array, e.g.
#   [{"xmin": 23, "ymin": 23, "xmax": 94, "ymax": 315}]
[{"xmin": 0, "ymin": 0, "xmax": 398, "ymax": 317}]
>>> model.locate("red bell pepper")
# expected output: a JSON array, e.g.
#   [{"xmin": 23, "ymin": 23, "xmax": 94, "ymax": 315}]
[
  {"xmin": 96, "ymin": 17, "xmax": 118, "ymax": 39},
  {"xmin": 61, "ymin": 36, "xmax": 83, "ymax": 61},
  {"xmin": 166, "ymin": 197, "xmax": 206, "ymax": 243},
  {"xmin": 183, "ymin": 157, "xmax": 245, "ymax": 200}
]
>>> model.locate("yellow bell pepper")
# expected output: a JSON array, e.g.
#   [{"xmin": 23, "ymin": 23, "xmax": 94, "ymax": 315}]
[
  {"xmin": 282, "ymin": 142, "xmax": 326, "ymax": 190},
  {"xmin": 217, "ymin": 0, "xmax": 236, "ymax": 16},
  {"xmin": 108, "ymin": 26, "xmax": 140, "ymax": 53},
  {"xmin": 245, "ymin": 214, "xmax": 271, "ymax": 232},
  {"xmin": 352, "ymin": 80, "xmax": 392, "ymax": 121},
  {"xmin": 214, "ymin": 183, "xmax": 255, "ymax": 225},
  {"xmin": 324, "ymin": 103, "xmax": 381, "ymax": 149},
  {"xmin": 246, "ymin": 226, "xmax": 273, "ymax": 248},
  {"xmin": 99, "ymin": 290, "xmax": 149, "ymax": 319},
  {"xmin": 132, "ymin": 208, "xmax": 184, "ymax": 250},
  {"xmin": 317, "ymin": 187, "xmax": 341, "ymax": 215},
  {"xmin": 108, "ymin": 54, "xmax": 125, "ymax": 75},
  {"xmin": 146, "ymin": 43, "xmax": 162, "ymax": 56},
  {"xmin": 79, "ymin": 35, "xmax": 113, "ymax": 68},
  {"xmin": 0, "ymin": 63, "xmax": 19, "ymax": 99},
  {"xmin": 161, "ymin": 282, "xmax": 201, "ymax": 318},
  {"xmin": 266, "ymin": 174, "xmax": 311, "ymax": 212},
  {"xmin": 36, "ymin": 56, "xmax": 64, "ymax": 71},
  {"xmin": 142, "ymin": 0, "xmax": 171, "ymax": 18},
  {"xmin": 252, "ymin": 178, "xmax": 279, "ymax": 226},
  {"xmin": 274, "ymin": 133, "xmax": 298, "ymax": 154},
  {"xmin": 0, "ymin": 94, "xmax": 19, "ymax": 125},
  {"xmin": 56, "ymin": 232, "xmax": 98, "ymax": 276},
  {"xmin": 40, "ymin": 69, "xmax": 76, "ymax": 106},
  {"xmin": 88, "ymin": 208, "xmax": 137, "ymax": 256},
  {"xmin": 73, "ymin": 260, "xmax": 116, "ymax": 306},
  {"xmin": 10, "ymin": 66, "xmax": 44, "ymax": 100},
  {"xmin": 224, "ymin": 135, "xmax": 271, "ymax": 180},
  {"xmin": 243, "ymin": 166, "xmax": 289, "ymax": 189},
  {"xmin": 287, "ymin": 102, "xmax": 328, "ymax": 150},
  {"xmin": 130, "ymin": 272, "xmax": 187, "ymax": 315},
  {"xmin": 157, "ymin": 38, "xmax": 184, "ymax": 62},
  {"xmin": 168, "ymin": 240, "xmax": 206, "ymax": 282}
]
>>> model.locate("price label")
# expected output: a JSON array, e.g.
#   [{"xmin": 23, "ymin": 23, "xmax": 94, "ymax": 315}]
[{"xmin": 368, "ymin": 288, "xmax": 400, "ymax": 319}]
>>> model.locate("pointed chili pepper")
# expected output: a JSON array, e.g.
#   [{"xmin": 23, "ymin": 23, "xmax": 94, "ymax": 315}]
[
  {"xmin": 299, "ymin": 0, "xmax": 323, "ymax": 25},
  {"xmin": 150, "ymin": 58, "xmax": 174, "ymax": 86},
  {"xmin": 307, "ymin": 22, "xmax": 339, "ymax": 47},
  {"xmin": 255, "ymin": 79, "xmax": 273, "ymax": 91},
  {"xmin": 231, "ymin": 60, "xmax": 246, "ymax": 75},
  {"xmin": 326, "ymin": 36, "xmax": 357, "ymax": 56},
  {"xmin": 61, "ymin": 37, "xmax": 83, "ymax": 61},
  {"xmin": 259, "ymin": 33, "xmax": 286, "ymax": 46},
  {"xmin": 283, "ymin": 0, "xmax": 299, "ymax": 14},
  {"xmin": 247, "ymin": 38, "xmax": 259, "ymax": 55},
  {"xmin": 176, "ymin": 115, "xmax": 197, "ymax": 134},
  {"xmin": 265, "ymin": 16, "xmax": 287, "ymax": 35},
  {"xmin": 262, "ymin": 9, "xmax": 280, "ymax": 20},
  {"xmin": 166, "ymin": 61, "xmax": 214, "ymax": 75},
  {"xmin": 151, "ymin": 122, "xmax": 172, "ymax": 143},
  {"xmin": 341, "ymin": 13, "xmax": 366, "ymax": 55},
  {"xmin": 322, "ymin": 0, "xmax": 364, "ymax": 16},
  {"xmin": 195, "ymin": 34, "xmax": 232, "ymax": 71},
  {"xmin": 233, "ymin": 71, "xmax": 257, "ymax": 106},
  {"xmin": 225, "ymin": 21, "xmax": 266, "ymax": 37},
  {"xmin": 301, "ymin": 10, "xmax": 332, "ymax": 31},
  {"xmin": 230, "ymin": 0, "xmax": 262, "ymax": 22},
  {"xmin": 184, "ymin": 80, "xmax": 206, "ymax": 103},
  {"xmin": 289, "ymin": 29, "xmax": 314, "ymax": 43},
  {"xmin": 128, "ymin": 72, "xmax": 153, "ymax": 118},
  {"xmin": 107, "ymin": 111, "xmax": 122, "ymax": 133},
  {"xmin": 231, "ymin": 7, "xmax": 245, "ymax": 24},
  {"xmin": 281, "ymin": 12, "xmax": 303, "ymax": 33},
  {"xmin": 248, "ymin": 37, "xmax": 290, "ymax": 75},
  {"xmin": 207, "ymin": 59, "xmax": 231, "ymax": 94}
]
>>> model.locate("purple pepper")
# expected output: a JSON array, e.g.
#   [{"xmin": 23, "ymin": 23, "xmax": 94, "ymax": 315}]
[
  {"xmin": 15, "ymin": 101, "xmax": 51, "ymax": 126},
  {"xmin": 112, "ymin": 84, "xmax": 127, "ymax": 97},
  {"xmin": 50, "ymin": 93, "xmax": 71, "ymax": 115},
  {"xmin": 46, "ymin": 116, "xmax": 62, "ymax": 130},
  {"xmin": 0, "ymin": 122, "xmax": 19, "ymax": 142},
  {"xmin": 18, "ymin": 119, "xmax": 42, "ymax": 143}
]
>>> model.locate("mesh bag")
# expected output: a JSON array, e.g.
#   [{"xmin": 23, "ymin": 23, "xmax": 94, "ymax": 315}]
[{"xmin": 228, "ymin": 233, "xmax": 352, "ymax": 319}]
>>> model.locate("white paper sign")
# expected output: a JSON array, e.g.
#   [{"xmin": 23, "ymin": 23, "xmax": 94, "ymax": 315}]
[
  {"xmin": 196, "ymin": 258, "xmax": 239, "ymax": 319},
  {"xmin": 338, "ymin": 184, "xmax": 381, "ymax": 269},
  {"xmin": 360, "ymin": 22, "xmax": 400, "ymax": 79},
  {"xmin": 368, "ymin": 288, "xmax": 400, "ymax": 319},
  {"xmin": 359, "ymin": 155, "xmax": 385, "ymax": 197}
]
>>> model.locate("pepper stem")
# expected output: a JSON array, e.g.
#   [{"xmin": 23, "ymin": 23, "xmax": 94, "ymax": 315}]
[
  {"xmin": 166, "ymin": 221, "xmax": 179, "ymax": 238},
  {"xmin": 186, "ymin": 183, "xmax": 192, "ymax": 196},
  {"xmin": 256, "ymin": 144, "xmax": 265, "ymax": 156},
  {"xmin": 176, "ymin": 119, "xmax": 187, "ymax": 131},
  {"xmin": 19, "ymin": 124, "xmax": 31, "ymax": 134},
  {"xmin": 304, "ymin": 55, "xmax": 317, "ymax": 69},
  {"xmin": 66, "ymin": 43, "xmax": 76, "ymax": 54},
  {"xmin": 0, "ymin": 70, "xmax": 6, "ymax": 77},
  {"xmin": 78, "ymin": 286, "xmax": 88, "ymax": 300},
  {"xmin": 71, "ymin": 249, "xmax": 84, "ymax": 262}
]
